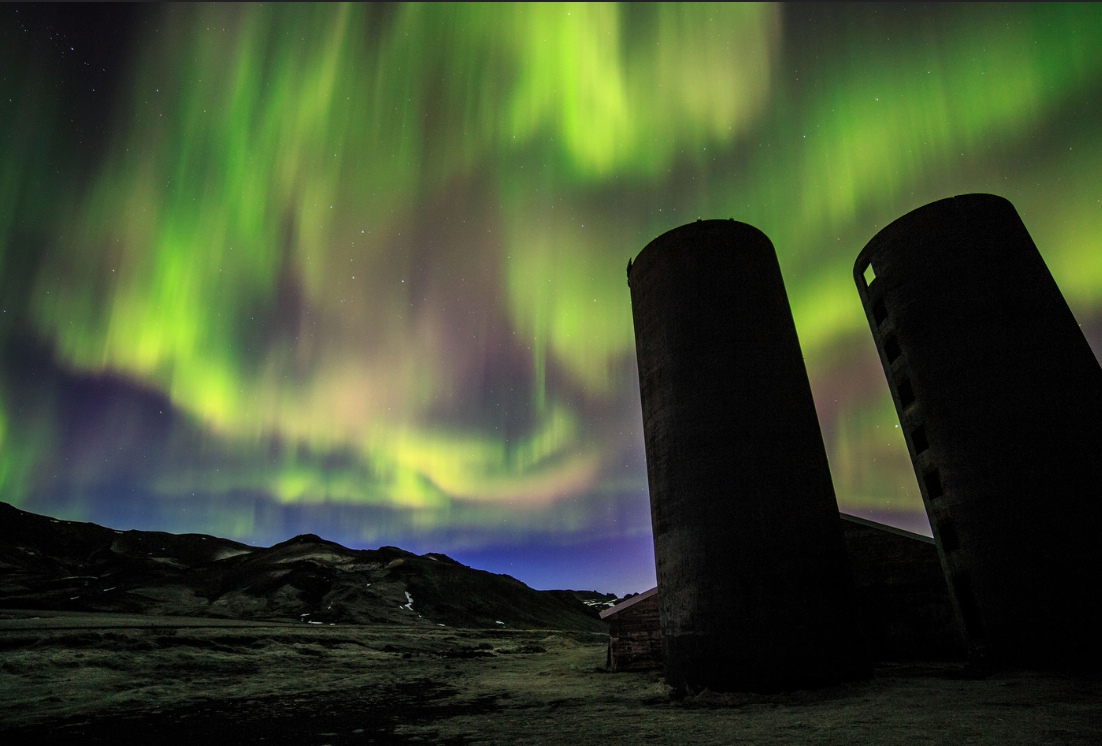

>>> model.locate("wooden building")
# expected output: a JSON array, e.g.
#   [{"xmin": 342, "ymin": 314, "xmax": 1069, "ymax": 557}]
[{"xmin": 600, "ymin": 587, "xmax": 661, "ymax": 671}]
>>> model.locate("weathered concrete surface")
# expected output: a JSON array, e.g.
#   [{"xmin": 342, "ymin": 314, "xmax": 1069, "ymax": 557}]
[
  {"xmin": 628, "ymin": 219, "xmax": 869, "ymax": 692},
  {"xmin": 854, "ymin": 194, "xmax": 1102, "ymax": 670}
]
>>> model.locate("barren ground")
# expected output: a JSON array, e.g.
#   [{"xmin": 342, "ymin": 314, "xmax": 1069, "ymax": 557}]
[{"xmin": 1, "ymin": 610, "xmax": 1099, "ymax": 745}]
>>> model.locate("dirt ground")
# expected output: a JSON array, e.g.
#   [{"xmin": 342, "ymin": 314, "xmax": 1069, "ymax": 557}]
[{"xmin": 1, "ymin": 610, "xmax": 1099, "ymax": 745}]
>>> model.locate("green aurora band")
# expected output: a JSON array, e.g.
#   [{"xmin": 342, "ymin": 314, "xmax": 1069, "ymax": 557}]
[{"xmin": 2, "ymin": 3, "xmax": 1101, "ymax": 591}]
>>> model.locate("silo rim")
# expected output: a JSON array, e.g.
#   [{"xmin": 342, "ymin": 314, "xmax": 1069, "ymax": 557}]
[
  {"xmin": 853, "ymin": 193, "xmax": 1016, "ymax": 285},
  {"xmin": 632, "ymin": 219, "xmax": 775, "ymax": 273}
]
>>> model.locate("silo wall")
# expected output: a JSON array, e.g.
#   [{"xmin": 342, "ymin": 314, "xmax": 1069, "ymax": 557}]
[
  {"xmin": 853, "ymin": 194, "xmax": 1102, "ymax": 669},
  {"xmin": 628, "ymin": 219, "xmax": 869, "ymax": 692}
]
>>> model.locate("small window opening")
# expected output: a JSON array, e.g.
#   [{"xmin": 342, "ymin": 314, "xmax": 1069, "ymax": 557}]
[
  {"xmin": 952, "ymin": 574, "xmax": 986, "ymax": 638},
  {"xmin": 872, "ymin": 298, "xmax": 887, "ymax": 326},
  {"xmin": 939, "ymin": 518, "xmax": 958, "ymax": 551},
  {"xmin": 897, "ymin": 377, "xmax": 915, "ymax": 409},
  {"xmin": 911, "ymin": 424, "xmax": 929, "ymax": 454},
  {"xmin": 884, "ymin": 336, "xmax": 901, "ymax": 363},
  {"xmin": 863, "ymin": 262, "xmax": 877, "ymax": 287},
  {"xmin": 924, "ymin": 468, "xmax": 944, "ymax": 499}
]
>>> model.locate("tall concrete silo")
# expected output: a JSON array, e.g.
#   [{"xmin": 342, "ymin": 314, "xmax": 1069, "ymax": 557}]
[
  {"xmin": 853, "ymin": 194, "xmax": 1102, "ymax": 669},
  {"xmin": 628, "ymin": 219, "xmax": 869, "ymax": 692}
]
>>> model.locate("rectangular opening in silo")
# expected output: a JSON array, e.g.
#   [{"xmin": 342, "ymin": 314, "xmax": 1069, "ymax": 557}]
[
  {"xmin": 863, "ymin": 262, "xmax": 877, "ymax": 287},
  {"xmin": 951, "ymin": 573, "xmax": 986, "ymax": 638},
  {"xmin": 938, "ymin": 518, "xmax": 958, "ymax": 551},
  {"xmin": 911, "ymin": 424, "xmax": 929, "ymax": 453},
  {"xmin": 884, "ymin": 336, "xmax": 901, "ymax": 363},
  {"xmin": 924, "ymin": 468, "xmax": 943, "ymax": 498},
  {"xmin": 897, "ymin": 377, "xmax": 915, "ymax": 408},
  {"xmin": 873, "ymin": 298, "xmax": 887, "ymax": 325}
]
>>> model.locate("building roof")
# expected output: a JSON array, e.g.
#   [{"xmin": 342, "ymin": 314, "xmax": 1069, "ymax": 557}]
[
  {"xmin": 840, "ymin": 512, "xmax": 935, "ymax": 544},
  {"xmin": 599, "ymin": 586, "xmax": 658, "ymax": 619}
]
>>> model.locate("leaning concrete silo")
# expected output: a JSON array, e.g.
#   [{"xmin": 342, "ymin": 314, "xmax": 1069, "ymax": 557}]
[
  {"xmin": 853, "ymin": 194, "xmax": 1102, "ymax": 669},
  {"xmin": 628, "ymin": 219, "xmax": 869, "ymax": 692}
]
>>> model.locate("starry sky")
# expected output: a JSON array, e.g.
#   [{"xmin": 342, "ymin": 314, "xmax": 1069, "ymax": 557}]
[{"xmin": 2, "ymin": 3, "xmax": 1101, "ymax": 596}]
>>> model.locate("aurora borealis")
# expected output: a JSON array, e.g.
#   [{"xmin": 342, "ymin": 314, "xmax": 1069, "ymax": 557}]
[{"xmin": 2, "ymin": 4, "xmax": 1101, "ymax": 595}]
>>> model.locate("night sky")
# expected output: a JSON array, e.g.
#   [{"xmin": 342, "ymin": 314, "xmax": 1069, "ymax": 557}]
[{"xmin": 2, "ymin": 3, "xmax": 1101, "ymax": 596}]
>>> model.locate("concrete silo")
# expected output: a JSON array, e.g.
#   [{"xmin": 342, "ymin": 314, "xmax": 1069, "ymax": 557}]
[
  {"xmin": 628, "ymin": 219, "xmax": 869, "ymax": 692},
  {"xmin": 853, "ymin": 194, "xmax": 1102, "ymax": 669}
]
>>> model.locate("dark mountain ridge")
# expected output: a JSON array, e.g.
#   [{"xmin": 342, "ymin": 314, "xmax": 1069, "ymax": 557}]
[{"xmin": 0, "ymin": 502, "xmax": 606, "ymax": 631}]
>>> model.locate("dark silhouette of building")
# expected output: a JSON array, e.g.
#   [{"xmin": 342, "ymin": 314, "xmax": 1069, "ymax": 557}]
[
  {"xmin": 853, "ymin": 193, "xmax": 1102, "ymax": 670},
  {"xmin": 838, "ymin": 514, "xmax": 964, "ymax": 661},
  {"xmin": 599, "ymin": 515, "xmax": 963, "ymax": 674},
  {"xmin": 628, "ymin": 219, "xmax": 869, "ymax": 692}
]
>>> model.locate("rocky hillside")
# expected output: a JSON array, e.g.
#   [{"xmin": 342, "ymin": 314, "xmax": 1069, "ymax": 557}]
[{"xmin": 0, "ymin": 502, "xmax": 607, "ymax": 631}]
